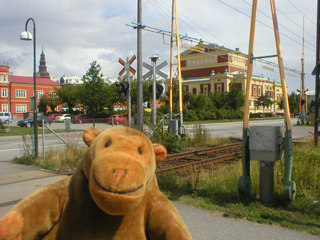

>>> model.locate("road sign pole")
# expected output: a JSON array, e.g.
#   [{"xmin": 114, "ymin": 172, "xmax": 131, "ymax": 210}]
[
  {"xmin": 152, "ymin": 60, "xmax": 157, "ymax": 126},
  {"xmin": 126, "ymin": 57, "xmax": 132, "ymax": 126}
]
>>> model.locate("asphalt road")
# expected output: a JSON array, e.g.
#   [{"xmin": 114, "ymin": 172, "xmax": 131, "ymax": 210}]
[{"xmin": 0, "ymin": 118, "xmax": 313, "ymax": 163}]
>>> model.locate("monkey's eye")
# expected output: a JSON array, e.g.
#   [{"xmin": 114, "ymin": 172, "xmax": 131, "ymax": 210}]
[
  {"xmin": 105, "ymin": 141, "xmax": 112, "ymax": 147},
  {"xmin": 138, "ymin": 147, "xmax": 143, "ymax": 155}
]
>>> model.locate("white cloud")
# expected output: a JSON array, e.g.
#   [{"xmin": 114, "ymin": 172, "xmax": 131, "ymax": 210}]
[{"xmin": 0, "ymin": 0, "xmax": 317, "ymax": 93}]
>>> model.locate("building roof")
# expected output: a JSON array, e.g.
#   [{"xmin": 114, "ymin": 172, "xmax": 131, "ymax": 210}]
[{"xmin": 9, "ymin": 75, "xmax": 60, "ymax": 86}]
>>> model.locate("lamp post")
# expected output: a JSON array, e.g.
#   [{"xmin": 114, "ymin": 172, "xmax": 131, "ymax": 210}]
[{"xmin": 20, "ymin": 18, "xmax": 38, "ymax": 157}]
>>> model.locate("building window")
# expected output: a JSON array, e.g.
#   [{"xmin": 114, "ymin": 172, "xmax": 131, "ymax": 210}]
[
  {"xmin": 37, "ymin": 90, "xmax": 44, "ymax": 98},
  {"xmin": 16, "ymin": 104, "xmax": 27, "ymax": 113},
  {"xmin": 49, "ymin": 91, "xmax": 57, "ymax": 97},
  {"xmin": 1, "ymin": 88, "xmax": 8, "ymax": 98},
  {"xmin": 253, "ymin": 86, "xmax": 257, "ymax": 96},
  {"xmin": 2, "ymin": 104, "xmax": 8, "ymax": 112},
  {"xmin": 258, "ymin": 87, "xmax": 261, "ymax": 96},
  {"xmin": 192, "ymin": 88, "xmax": 197, "ymax": 95},
  {"xmin": 16, "ymin": 90, "xmax": 26, "ymax": 98},
  {"xmin": 215, "ymin": 83, "xmax": 224, "ymax": 93}
]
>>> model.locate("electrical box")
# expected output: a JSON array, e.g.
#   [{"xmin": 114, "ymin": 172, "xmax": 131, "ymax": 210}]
[
  {"xmin": 168, "ymin": 120, "xmax": 179, "ymax": 135},
  {"xmin": 65, "ymin": 118, "xmax": 71, "ymax": 131},
  {"xmin": 249, "ymin": 126, "xmax": 284, "ymax": 162}
]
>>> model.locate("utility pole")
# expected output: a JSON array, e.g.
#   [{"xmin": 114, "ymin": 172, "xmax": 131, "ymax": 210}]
[
  {"xmin": 169, "ymin": 0, "xmax": 175, "ymax": 121},
  {"xmin": 299, "ymin": 16, "xmax": 307, "ymax": 124},
  {"xmin": 137, "ymin": 0, "xmax": 143, "ymax": 131},
  {"xmin": 315, "ymin": 0, "xmax": 320, "ymax": 146},
  {"xmin": 168, "ymin": 0, "xmax": 184, "ymax": 132}
]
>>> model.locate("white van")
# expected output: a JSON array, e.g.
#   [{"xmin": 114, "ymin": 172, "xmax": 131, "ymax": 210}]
[{"xmin": 0, "ymin": 112, "xmax": 12, "ymax": 124}]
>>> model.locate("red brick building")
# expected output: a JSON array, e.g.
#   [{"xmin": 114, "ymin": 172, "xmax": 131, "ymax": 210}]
[{"xmin": 0, "ymin": 65, "xmax": 60, "ymax": 118}]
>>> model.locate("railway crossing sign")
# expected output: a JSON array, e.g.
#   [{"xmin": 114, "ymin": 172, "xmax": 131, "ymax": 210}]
[
  {"xmin": 119, "ymin": 55, "xmax": 136, "ymax": 77},
  {"xmin": 142, "ymin": 60, "xmax": 168, "ymax": 80},
  {"xmin": 118, "ymin": 55, "xmax": 136, "ymax": 126}
]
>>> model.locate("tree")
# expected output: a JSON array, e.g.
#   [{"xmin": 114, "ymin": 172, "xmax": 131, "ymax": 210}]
[
  {"xmin": 254, "ymin": 94, "xmax": 273, "ymax": 117},
  {"xmin": 79, "ymin": 61, "xmax": 110, "ymax": 117},
  {"xmin": 226, "ymin": 83, "xmax": 245, "ymax": 111},
  {"xmin": 277, "ymin": 92, "xmax": 299, "ymax": 114},
  {"xmin": 209, "ymin": 91, "xmax": 227, "ymax": 109},
  {"xmin": 226, "ymin": 83, "xmax": 245, "ymax": 120},
  {"xmin": 55, "ymin": 86, "xmax": 79, "ymax": 114},
  {"xmin": 39, "ymin": 95, "xmax": 48, "ymax": 114}
]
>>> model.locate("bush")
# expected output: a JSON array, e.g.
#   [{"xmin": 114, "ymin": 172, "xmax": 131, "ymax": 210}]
[
  {"xmin": 148, "ymin": 126, "xmax": 186, "ymax": 154},
  {"xmin": 217, "ymin": 109, "xmax": 228, "ymax": 119},
  {"xmin": 183, "ymin": 109, "xmax": 199, "ymax": 121}
]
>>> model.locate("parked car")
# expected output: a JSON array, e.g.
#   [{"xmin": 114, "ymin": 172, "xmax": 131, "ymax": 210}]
[
  {"xmin": 17, "ymin": 116, "xmax": 51, "ymax": 128},
  {"xmin": 55, "ymin": 114, "xmax": 72, "ymax": 122},
  {"xmin": 47, "ymin": 113, "xmax": 60, "ymax": 121},
  {"xmin": 108, "ymin": 114, "xmax": 128, "ymax": 125},
  {"xmin": 0, "ymin": 112, "xmax": 12, "ymax": 124},
  {"xmin": 71, "ymin": 114, "xmax": 94, "ymax": 124}
]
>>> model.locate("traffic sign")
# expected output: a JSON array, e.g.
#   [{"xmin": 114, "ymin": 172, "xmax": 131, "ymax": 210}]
[
  {"xmin": 119, "ymin": 55, "xmax": 136, "ymax": 77},
  {"xmin": 143, "ymin": 60, "xmax": 168, "ymax": 80}
]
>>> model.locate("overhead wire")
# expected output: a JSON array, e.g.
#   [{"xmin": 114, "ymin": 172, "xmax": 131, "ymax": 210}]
[
  {"xmin": 264, "ymin": 0, "xmax": 315, "ymax": 40},
  {"xmin": 286, "ymin": 0, "xmax": 316, "ymax": 27},
  {"xmin": 242, "ymin": 0, "xmax": 315, "ymax": 50},
  {"xmin": 217, "ymin": 0, "xmax": 315, "ymax": 53},
  {"xmin": 137, "ymin": 0, "xmax": 302, "ymax": 77},
  {"xmin": 155, "ymin": 0, "xmax": 229, "ymax": 47}
]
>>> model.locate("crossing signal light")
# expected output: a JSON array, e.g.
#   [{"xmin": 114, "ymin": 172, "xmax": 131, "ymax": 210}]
[
  {"xmin": 116, "ymin": 81, "xmax": 129, "ymax": 98},
  {"xmin": 148, "ymin": 84, "xmax": 164, "ymax": 100}
]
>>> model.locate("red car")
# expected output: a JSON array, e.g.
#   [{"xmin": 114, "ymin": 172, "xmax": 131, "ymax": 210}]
[
  {"xmin": 47, "ymin": 113, "xmax": 60, "ymax": 121},
  {"xmin": 108, "ymin": 114, "xmax": 128, "ymax": 125},
  {"xmin": 72, "ymin": 114, "xmax": 94, "ymax": 124}
]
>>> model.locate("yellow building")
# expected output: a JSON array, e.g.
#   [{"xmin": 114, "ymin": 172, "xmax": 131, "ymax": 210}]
[{"xmin": 166, "ymin": 43, "xmax": 283, "ymax": 113}]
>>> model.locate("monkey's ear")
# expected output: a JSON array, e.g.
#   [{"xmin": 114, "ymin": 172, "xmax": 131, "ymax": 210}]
[
  {"xmin": 83, "ymin": 128, "xmax": 102, "ymax": 146},
  {"xmin": 153, "ymin": 144, "xmax": 167, "ymax": 163}
]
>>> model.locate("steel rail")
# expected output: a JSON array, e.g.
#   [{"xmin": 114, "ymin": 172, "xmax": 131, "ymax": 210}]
[
  {"xmin": 165, "ymin": 142, "xmax": 242, "ymax": 161},
  {"xmin": 157, "ymin": 152, "xmax": 242, "ymax": 176}
]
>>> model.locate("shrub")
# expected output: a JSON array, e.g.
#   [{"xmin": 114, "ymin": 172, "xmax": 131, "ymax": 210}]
[{"xmin": 183, "ymin": 109, "xmax": 199, "ymax": 121}]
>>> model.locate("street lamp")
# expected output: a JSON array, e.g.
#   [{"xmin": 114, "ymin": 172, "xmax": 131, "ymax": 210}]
[
  {"xmin": 150, "ymin": 54, "xmax": 159, "ymax": 126},
  {"xmin": 20, "ymin": 18, "xmax": 38, "ymax": 157}
]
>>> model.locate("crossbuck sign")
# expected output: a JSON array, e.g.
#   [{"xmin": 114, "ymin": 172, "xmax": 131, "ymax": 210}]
[{"xmin": 142, "ymin": 60, "xmax": 168, "ymax": 80}]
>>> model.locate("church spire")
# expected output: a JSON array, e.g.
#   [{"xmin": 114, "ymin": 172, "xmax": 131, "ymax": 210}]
[{"xmin": 37, "ymin": 47, "xmax": 50, "ymax": 78}]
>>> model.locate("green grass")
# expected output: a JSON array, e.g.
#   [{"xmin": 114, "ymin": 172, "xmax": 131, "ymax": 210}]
[
  {"xmin": 0, "ymin": 126, "xmax": 71, "ymax": 137},
  {"xmin": 183, "ymin": 117, "xmax": 284, "ymax": 125},
  {"xmin": 158, "ymin": 141, "xmax": 320, "ymax": 236}
]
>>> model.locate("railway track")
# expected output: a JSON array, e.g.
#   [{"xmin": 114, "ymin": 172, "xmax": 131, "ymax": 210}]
[{"xmin": 156, "ymin": 142, "xmax": 242, "ymax": 176}]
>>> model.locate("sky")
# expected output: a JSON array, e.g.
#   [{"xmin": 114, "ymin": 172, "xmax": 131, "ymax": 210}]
[{"xmin": 0, "ymin": 0, "xmax": 317, "ymax": 94}]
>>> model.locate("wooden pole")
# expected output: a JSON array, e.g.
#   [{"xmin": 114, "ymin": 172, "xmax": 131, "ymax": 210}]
[
  {"xmin": 174, "ymin": 0, "xmax": 184, "ymax": 127},
  {"xmin": 270, "ymin": 0, "xmax": 291, "ymax": 130},
  {"xmin": 243, "ymin": 0, "xmax": 258, "ymax": 129}
]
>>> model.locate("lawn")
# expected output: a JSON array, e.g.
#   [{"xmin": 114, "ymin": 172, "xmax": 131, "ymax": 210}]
[{"xmin": 0, "ymin": 126, "xmax": 66, "ymax": 137}]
